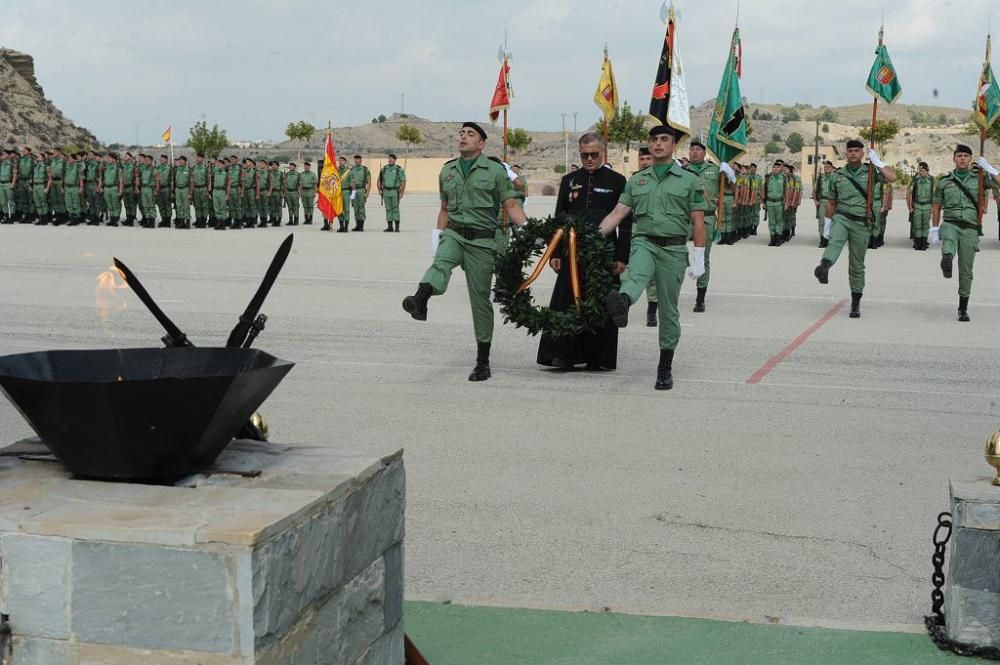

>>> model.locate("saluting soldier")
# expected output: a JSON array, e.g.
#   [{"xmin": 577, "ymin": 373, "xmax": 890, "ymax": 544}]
[
  {"xmin": 379, "ymin": 154, "xmax": 407, "ymax": 232},
  {"xmin": 347, "ymin": 154, "xmax": 371, "ymax": 231},
  {"xmin": 63, "ymin": 152, "xmax": 84, "ymax": 226},
  {"xmin": 401, "ymin": 122, "xmax": 527, "ymax": 382},
  {"xmin": 598, "ymin": 125, "xmax": 708, "ymax": 391},
  {"xmin": 337, "ymin": 156, "xmax": 351, "ymax": 232},
  {"xmin": 300, "ymin": 159, "xmax": 317, "ymax": 225},
  {"xmin": 685, "ymin": 140, "xmax": 721, "ymax": 313},
  {"xmin": 813, "ymin": 161, "xmax": 834, "ymax": 247},
  {"xmin": 191, "ymin": 154, "xmax": 211, "ymax": 228},
  {"xmin": 283, "ymin": 162, "xmax": 301, "ymax": 226},
  {"xmin": 929, "ymin": 147, "xmax": 1000, "ymax": 322},
  {"xmin": 172, "ymin": 155, "xmax": 192, "ymax": 229},
  {"xmin": 814, "ymin": 140, "xmax": 896, "ymax": 318}
]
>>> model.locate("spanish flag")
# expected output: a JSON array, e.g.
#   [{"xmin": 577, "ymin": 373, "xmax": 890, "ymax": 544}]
[
  {"xmin": 489, "ymin": 59, "xmax": 511, "ymax": 123},
  {"xmin": 593, "ymin": 51, "xmax": 618, "ymax": 122},
  {"xmin": 161, "ymin": 126, "xmax": 172, "ymax": 144},
  {"xmin": 317, "ymin": 131, "xmax": 344, "ymax": 220}
]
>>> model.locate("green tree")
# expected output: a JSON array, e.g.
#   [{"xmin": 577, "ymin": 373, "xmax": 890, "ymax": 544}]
[
  {"xmin": 285, "ymin": 120, "xmax": 316, "ymax": 161},
  {"xmin": 781, "ymin": 108, "xmax": 801, "ymax": 123},
  {"xmin": 764, "ymin": 141, "xmax": 782, "ymax": 155},
  {"xmin": 607, "ymin": 101, "xmax": 648, "ymax": 156},
  {"xmin": 505, "ymin": 127, "xmax": 533, "ymax": 155},
  {"xmin": 378, "ymin": 114, "xmax": 387, "ymax": 123},
  {"xmin": 771, "ymin": 133, "xmax": 783, "ymax": 142},
  {"xmin": 396, "ymin": 124, "xmax": 422, "ymax": 155},
  {"xmin": 859, "ymin": 119, "xmax": 900, "ymax": 152},
  {"xmin": 785, "ymin": 132, "xmax": 805, "ymax": 153},
  {"xmin": 187, "ymin": 121, "xmax": 229, "ymax": 158},
  {"xmin": 822, "ymin": 123, "xmax": 830, "ymax": 133},
  {"xmin": 818, "ymin": 108, "xmax": 838, "ymax": 123},
  {"xmin": 553, "ymin": 163, "xmax": 567, "ymax": 174},
  {"xmin": 937, "ymin": 113, "xmax": 948, "ymax": 125}
]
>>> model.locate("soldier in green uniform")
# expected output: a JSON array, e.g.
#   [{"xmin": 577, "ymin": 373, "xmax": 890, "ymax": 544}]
[
  {"xmin": 337, "ymin": 156, "xmax": 351, "ymax": 232},
  {"xmin": 172, "ymin": 155, "xmax": 192, "ymax": 229},
  {"xmin": 120, "ymin": 153, "xmax": 138, "ymax": 226},
  {"xmin": 929, "ymin": 148, "xmax": 1000, "ymax": 322},
  {"xmin": 813, "ymin": 161, "xmax": 835, "ymax": 247},
  {"xmin": 62, "ymin": 152, "xmax": 84, "ymax": 226},
  {"xmin": 210, "ymin": 157, "xmax": 230, "ymax": 230},
  {"xmin": 598, "ymin": 125, "xmax": 707, "ymax": 391},
  {"xmin": 685, "ymin": 140, "xmax": 720, "ymax": 313},
  {"xmin": 31, "ymin": 150, "xmax": 50, "ymax": 225},
  {"xmin": 868, "ymin": 175, "xmax": 885, "ymax": 249},
  {"xmin": 764, "ymin": 161, "xmax": 787, "ymax": 246},
  {"xmin": 137, "ymin": 155, "xmax": 156, "ymax": 228},
  {"xmin": 191, "ymin": 154, "xmax": 211, "ymax": 228},
  {"xmin": 907, "ymin": 162, "xmax": 933, "ymax": 251},
  {"xmin": 44, "ymin": 149, "xmax": 64, "ymax": 225},
  {"xmin": 300, "ymin": 159, "xmax": 317, "ymax": 225},
  {"xmin": 253, "ymin": 160, "xmax": 268, "ymax": 228},
  {"xmin": 750, "ymin": 163, "xmax": 763, "ymax": 235},
  {"xmin": 154, "ymin": 155, "xmax": 172, "ymax": 227},
  {"xmin": 347, "ymin": 154, "xmax": 371, "ymax": 231},
  {"xmin": 378, "ymin": 154, "xmax": 407, "ymax": 232},
  {"xmin": 401, "ymin": 122, "xmax": 528, "ymax": 382},
  {"xmin": 783, "ymin": 164, "xmax": 801, "ymax": 241},
  {"xmin": 283, "ymin": 162, "xmax": 301, "ymax": 226},
  {"xmin": 634, "ymin": 147, "xmax": 660, "ymax": 326},
  {"xmin": 239, "ymin": 158, "xmax": 258, "ymax": 229},
  {"xmin": 268, "ymin": 161, "xmax": 282, "ymax": 227},
  {"xmin": 814, "ymin": 140, "xmax": 896, "ymax": 318},
  {"xmin": 0, "ymin": 150, "xmax": 15, "ymax": 223},
  {"xmin": 100, "ymin": 153, "xmax": 124, "ymax": 226},
  {"xmin": 14, "ymin": 147, "xmax": 32, "ymax": 223},
  {"xmin": 83, "ymin": 151, "xmax": 101, "ymax": 225},
  {"xmin": 718, "ymin": 168, "xmax": 737, "ymax": 244}
]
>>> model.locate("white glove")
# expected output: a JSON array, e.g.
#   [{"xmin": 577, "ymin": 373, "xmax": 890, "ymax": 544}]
[
  {"xmin": 350, "ymin": 189, "xmax": 356, "ymax": 200},
  {"xmin": 719, "ymin": 162, "xmax": 736, "ymax": 183},
  {"xmin": 977, "ymin": 156, "xmax": 1000, "ymax": 177},
  {"xmin": 503, "ymin": 163, "xmax": 518, "ymax": 182},
  {"xmin": 687, "ymin": 247, "xmax": 706, "ymax": 280},
  {"xmin": 929, "ymin": 226, "xmax": 941, "ymax": 246},
  {"xmin": 822, "ymin": 218, "xmax": 832, "ymax": 239},
  {"xmin": 867, "ymin": 149, "xmax": 885, "ymax": 169},
  {"xmin": 431, "ymin": 229, "xmax": 443, "ymax": 256}
]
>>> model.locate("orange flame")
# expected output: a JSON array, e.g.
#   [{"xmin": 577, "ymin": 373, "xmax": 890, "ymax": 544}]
[{"xmin": 96, "ymin": 266, "xmax": 129, "ymax": 325}]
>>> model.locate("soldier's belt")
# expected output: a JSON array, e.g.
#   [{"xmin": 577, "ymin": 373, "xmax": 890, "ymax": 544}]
[
  {"xmin": 0, "ymin": 180, "xmax": 11, "ymax": 184},
  {"xmin": 915, "ymin": 200, "xmax": 931, "ymax": 205},
  {"xmin": 446, "ymin": 224, "xmax": 495, "ymax": 240},
  {"xmin": 382, "ymin": 186, "xmax": 399, "ymax": 190},
  {"xmin": 641, "ymin": 235, "xmax": 687, "ymax": 247},
  {"xmin": 836, "ymin": 211, "xmax": 868, "ymax": 223},
  {"xmin": 176, "ymin": 185, "xmax": 189, "ymax": 189},
  {"xmin": 943, "ymin": 218, "xmax": 980, "ymax": 231},
  {"xmin": 194, "ymin": 184, "xmax": 207, "ymax": 188},
  {"xmin": 766, "ymin": 197, "xmax": 784, "ymax": 203}
]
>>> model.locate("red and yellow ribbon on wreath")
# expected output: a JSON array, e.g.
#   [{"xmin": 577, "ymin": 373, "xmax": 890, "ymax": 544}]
[{"xmin": 514, "ymin": 226, "xmax": 583, "ymax": 312}]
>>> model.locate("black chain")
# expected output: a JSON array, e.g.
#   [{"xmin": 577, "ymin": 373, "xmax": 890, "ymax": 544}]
[{"xmin": 924, "ymin": 511, "xmax": 1000, "ymax": 659}]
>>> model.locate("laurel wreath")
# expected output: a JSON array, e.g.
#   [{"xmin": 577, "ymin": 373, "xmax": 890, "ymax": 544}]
[{"xmin": 495, "ymin": 214, "xmax": 615, "ymax": 337}]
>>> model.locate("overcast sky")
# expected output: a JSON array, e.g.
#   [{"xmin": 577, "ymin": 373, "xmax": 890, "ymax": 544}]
[{"xmin": 0, "ymin": 0, "xmax": 993, "ymax": 144}]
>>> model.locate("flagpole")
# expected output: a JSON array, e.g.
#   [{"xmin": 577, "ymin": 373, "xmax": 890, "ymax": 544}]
[
  {"xmin": 603, "ymin": 48, "xmax": 610, "ymax": 147},
  {"xmin": 864, "ymin": 27, "xmax": 884, "ymax": 225},
  {"xmin": 979, "ymin": 35, "xmax": 991, "ymax": 227}
]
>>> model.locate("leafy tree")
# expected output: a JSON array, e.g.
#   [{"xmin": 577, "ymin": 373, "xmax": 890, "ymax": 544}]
[
  {"xmin": 818, "ymin": 108, "xmax": 838, "ymax": 123},
  {"xmin": 893, "ymin": 162, "xmax": 912, "ymax": 186},
  {"xmin": 822, "ymin": 123, "xmax": 830, "ymax": 133},
  {"xmin": 378, "ymin": 114, "xmax": 387, "ymax": 123},
  {"xmin": 397, "ymin": 124, "xmax": 423, "ymax": 155},
  {"xmin": 505, "ymin": 127, "xmax": 533, "ymax": 155},
  {"xmin": 371, "ymin": 118, "xmax": 379, "ymax": 124},
  {"xmin": 781, "ymin": 108, "xmax": 801, "ymax": 123},
  {"xmin": 785, "ymin": 132, "xmax": 805, "ymax": 153},
  {"xmin": 771, "ymin": 133, "xmax": 783, "ymax": 143},
  {"xmin": 859, "ymin": 119, "xmax": 900, "ymax": 152},
  {"xmin": 285, "ymin": 120, "xmax": 316, "ymax": 161},
  {"xmin": 608, "ymin": 101, "xmax": 648, "ymax": 155},
  {"xmin": 764, "ymin": 141, "xmax": 782, "ymax": 155},
  {"xmin": 187, "ymin": 121, "xmax": 228, "ymax": 158},
  {"xmin": 937, "ymin": 113, "xmax": 948, "ymax": 125},
  {"xmin": 553, "ymin": 163, "xmax": 567, "ymax": 174}
]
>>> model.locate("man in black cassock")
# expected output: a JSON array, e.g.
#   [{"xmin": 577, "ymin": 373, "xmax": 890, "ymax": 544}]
[{"xmin": 536, "ymin": 132, "xmax": 632, "ymax": 370}]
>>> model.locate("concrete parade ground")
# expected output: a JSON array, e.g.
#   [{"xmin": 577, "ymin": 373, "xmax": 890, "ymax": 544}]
[{"xmin": 0, "ymin": 192, "xmax": 994, "ymax": 663}]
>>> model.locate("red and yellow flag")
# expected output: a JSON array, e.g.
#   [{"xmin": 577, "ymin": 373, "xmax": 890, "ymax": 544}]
[
  {"xmin": 318, "ymin": 132, "xmax": 344, "ymax": 219},
  {"xmin": 161, "ymin": 126, "xmax": 172, "ymax": 144},
  {"xmin": 489, "ymin": 59, "xmax": 511, "ymax": 123}
]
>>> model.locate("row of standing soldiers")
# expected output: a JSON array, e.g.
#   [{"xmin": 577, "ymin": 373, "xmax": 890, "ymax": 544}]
[{"xmin": 0, "ymin": 147, "xmax": 321, "ymax": 229}]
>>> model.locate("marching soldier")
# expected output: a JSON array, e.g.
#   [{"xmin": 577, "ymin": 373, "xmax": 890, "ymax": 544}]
[
  {"xmin": 31, "ymin": 150, "xmax": 50, "ymax": 225},
  {"xmin": 348, "ymin": 154, "xmax": 371, "ymax": 231},
  {"xmin": 283, "ymin": 162, "xmax": 301, "ymax": 226},
  {"xmin": 210, "ymin": 157, "xmax": 230, "ymax": 230},
  {"xmin": 173, "ymin": 155, "xmax": 192, "ymax": 229},
  {"xmin": 300, "ymin": 159, "xmax": 317, "ymax": 225},
  {"xmin": 0, "ymin": 150, "xmax": 14, "ymax": 223},
  {"xmin": 813, "ymin": 161, "xmax": 835, "ymax": 247},
  {"xmin": 685, "ymin": 140, "xmax": 721, "ymax": 312},
  {"xmin": 907, "ymin": 162, "xmax": 933, "ymax": 251},
  {"xmin": 634, "ymin": 146, "xmax": 659, "ymax": 326},
  {"xmin": 63, "ymin": 152, "xmax": 84, "ymax": 226},
  {"xmin": 599, "ymin": 125, "xmax": 708, "ymax": 391},
  {"xmin": 378, "ymin": 154, "xmax": 407, "ymax": 232},
  {"xmin": 929, "ymin": 148, "xmax": 1000, "ymax": 322},
  {"xmin": 121, "ymin": 152, "xmax": 138, "ymax": 226},
  {"xmin": 814, "ymin": 140, "xmax": 896, "ymax": 318},
  {"xmin": 764, "ymin": 160, "xmax": 787, "ymax": 245},
  {"xmin": 226, "ymin": 156, "xmax": 242, "ymax": 228},
  {"xmin": 101, "ymin": 152, "xmax": 124, "ymax": 226},
  {"xmin": 155, "ymin": 154, "xmax": 172, "ymax": 227},
  {"xmin": 401, "ymin": 122, "xmax": 528, "ymax": 382},
  {"xmin": 337, "ymin": 156, "xmax": 351, "ymax": 232},
  {"xmin": 191, "ymin": 154, "xmax": 211, "ymax": 228}
]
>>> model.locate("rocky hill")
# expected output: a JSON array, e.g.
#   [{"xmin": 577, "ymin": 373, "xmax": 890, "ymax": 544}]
[{"xmin": 0, "ymin": 49, "xmax": 98, "ymax": 149}]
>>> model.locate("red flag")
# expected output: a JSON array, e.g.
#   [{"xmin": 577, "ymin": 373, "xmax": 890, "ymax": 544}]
[
  {"xmin": 489, "ymin": 60, "xmax": 510, "ymax": 122},
  {"xmin": 317, "ymin": 132, "xmax": 343, "ymax": 219}
]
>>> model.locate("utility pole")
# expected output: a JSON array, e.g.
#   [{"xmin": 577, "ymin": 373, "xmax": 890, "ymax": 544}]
[
  {"xmin": 561, "ymin": 113, "xmax": 568, "ymax": 172},
  {"xmin": 572, "ymin": 112, "xmax": 578, "ymax": 133},
  {"xmin": 401, "ymin": 93, "xmax": 405, "ymax": 115}
]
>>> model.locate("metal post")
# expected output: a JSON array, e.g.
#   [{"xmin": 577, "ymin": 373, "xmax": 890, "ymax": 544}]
[{"xmin": 561, "ymin": 114, "xmax": 568, "ymax": 172}]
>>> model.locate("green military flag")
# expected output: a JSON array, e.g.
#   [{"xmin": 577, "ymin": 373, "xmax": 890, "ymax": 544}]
[
  {"xmin": 865, "ymin": 44, "xmax": 902, "ymax": 104},
  {"xmin": 975, "ymin": 36, "xmax": 1000, "ymax": 131},
  {"xmin": 706, "ymin": 28, "xmax": 747, "ymax": 164}
]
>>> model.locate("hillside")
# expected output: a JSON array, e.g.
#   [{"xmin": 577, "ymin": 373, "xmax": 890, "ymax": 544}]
[{"xmin": 0, "ymin": 49, "xmax": 98, "ymax": 149}]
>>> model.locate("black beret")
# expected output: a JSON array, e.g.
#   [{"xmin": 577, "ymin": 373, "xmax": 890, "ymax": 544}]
[
  {"xmin": 689, "ymin": 139, "xmax": 706, "ymax": 150},
  {"xmin": 846, "ymin": 139, "xmax": 865, "ymax": 149},
  {"xmin": 638, "ymin": 147, "xmax": 650, "ymax": 156},
  {"xmin": 303, "ymin": 160, "xmax": 311, "ymax": 164},
  {"xmin": 918, "ymin": 162, "xmax": 929, "ymax": 170},
  {"xmin": 462, "ymin": 122, "xmax": 487, "ymax": 141},
  {"xmin": 288, "ymin": 162, "xmax": 296, "ymax": 167},
  {"xmin": 388, "ymin": 153, "xmax": 397, "ymax": 159},
  {"xmin": 955, "ymin": 144, "xmax": 973, "ymax": 155},
  {"xmin": 353, "ymin": 153, "xmax": 362, "ymax": 159},
  {"xmin": 774, "ymin": 160, "xmax": 784, "ymax": 166},
  {"xmin": 649, "ymin": 124, "xmax": 679, "ymax": 139}
]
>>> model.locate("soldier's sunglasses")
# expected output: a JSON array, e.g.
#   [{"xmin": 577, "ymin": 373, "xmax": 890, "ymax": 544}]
[{"xmin": 580, "ymin": 152, "xmax": 601, "ymax": 160}]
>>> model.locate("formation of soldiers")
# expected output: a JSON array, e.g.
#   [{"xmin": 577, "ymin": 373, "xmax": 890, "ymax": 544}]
[{"xmin": 0, "ymin": 148, "xmax": 321, "ymax": 229}]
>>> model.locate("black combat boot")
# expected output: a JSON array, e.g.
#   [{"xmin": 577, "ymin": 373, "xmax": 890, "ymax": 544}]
[
  {"xmin": 352, "ymin": 222, "xmax": 364, "ymax": 231},
  {"xmin": 402, "ymin": 283, "xmax": 432, "ymax": 321},
  {"xmin": 693, "ymin": 287, "xmax": 707, "ymax": 313},
  {"xmin": 941, "ymin": 254, "xmax": 953, "ymax": 279},
  {"xmin": 304, "ymin": 214, "xmax": 312, "ymax": 225},
  {"xmin": 67, "ymin": 215, "xmax": 80, "ymax": 226},
  {"xmin": 384, "ymin": 222, "xmax": 394, "ymax": 232},
  {"xmin": 321, "ymin": 220, "xmax": 332, "ymax": 231},
  {"xmin": 107, "ymin": 217, "xmax": 119, "ymax": 227},
  {"xmin": 768, "ymin": 234, "xmax": 776, "ymax": 247},
  {"xmin": 337, "ymin": 219, "xmax": 348, "ymax": 233},
  {"xmin": 814, "ymin": 259, "xmax": 832, "ymax": 284},
  {"xmin": 604, "ymin": 291, "xmax": 632, "ymax": 328},
  {"xmin": 958, "ymin": 296, "xmax": 970, "ymax": 322},
  {"xmin": 468, "ymin": 342, "xmax": 492, "ymax": 382},
  {"xmin": 849, "ymin": 292, "xmax": 862, "ymax": 319},
  {"xmin": 655, "ymin": 349, "xmax": 674, "ymax": 391},
  {"xmin": 646, "ymin": 301, "xmax": 657, "ymax": 327},
  {"xmin": 35, "ymin": 213, "xmax": 49, "ymax": 226},
  {"xmin": 394, "ymin": 221, "xmax": 400, "ymax": 232}
]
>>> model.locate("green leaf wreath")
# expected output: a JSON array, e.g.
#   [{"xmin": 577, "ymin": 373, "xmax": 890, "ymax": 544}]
[{"xmin": 495, "ymin": 214, "xmax": 615, "ymax": 337}]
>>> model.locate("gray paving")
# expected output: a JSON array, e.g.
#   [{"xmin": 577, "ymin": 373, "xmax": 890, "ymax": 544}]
[{"xmin": 0, "ymin": 195, "xmax": 997, "ymax": 629}]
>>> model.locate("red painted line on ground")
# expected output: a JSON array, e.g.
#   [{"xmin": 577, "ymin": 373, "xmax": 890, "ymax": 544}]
[{"xmin": 746, "ymin": 298, "xmax": 848, "ymax": 385}]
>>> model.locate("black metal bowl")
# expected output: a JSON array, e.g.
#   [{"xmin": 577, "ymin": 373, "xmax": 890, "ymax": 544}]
[{"xmin": 0, "ymin": 347, "xmax": 293, "ymax": 481}]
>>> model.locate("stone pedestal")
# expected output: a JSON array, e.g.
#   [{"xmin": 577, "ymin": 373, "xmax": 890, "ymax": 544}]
[
  {"xmin": 946, "ymin": 476, "xmax": 1000, "ymax": 647},
  {"xmin": 0, "ymin": 438, "xmax": 405, "ymax": 665}
]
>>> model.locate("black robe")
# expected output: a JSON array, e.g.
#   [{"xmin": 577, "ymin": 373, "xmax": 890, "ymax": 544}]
[{"xmin": 536, "ymin": 166, "xmax": 632, "ymax": 370}]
